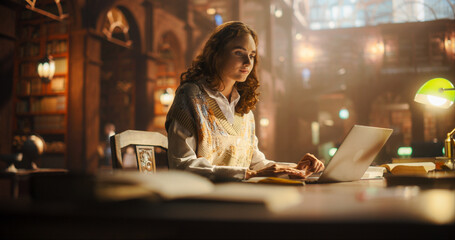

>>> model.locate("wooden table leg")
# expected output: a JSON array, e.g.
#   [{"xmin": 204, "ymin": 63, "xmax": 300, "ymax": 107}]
[{"xmin": 11, "ymin": 177, "xmax": 19, "ymax": 199}]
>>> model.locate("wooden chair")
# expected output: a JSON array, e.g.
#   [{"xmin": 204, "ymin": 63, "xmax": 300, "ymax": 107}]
[{"xmin": 110, "ymin": 130, "xmax": 168, "ymax": 173}]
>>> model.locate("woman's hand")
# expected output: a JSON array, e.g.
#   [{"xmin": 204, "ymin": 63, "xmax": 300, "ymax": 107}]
[
  {"xmin": 245, "ymin": 154, "xmax": 324, "ymax": 180},
  {"xmin": 296, "ymin": 153, "xmax": 325, "ymax": 176},
  {"xmin": 245, "ymin": 164, "xmax": 307, "ymax": 180}
]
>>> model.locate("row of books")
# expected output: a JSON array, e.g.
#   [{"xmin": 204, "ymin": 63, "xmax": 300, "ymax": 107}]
[
  {"xmin": 16, "ymin": 100, "xmax": 29, "ymax": 114},
  {"xmin": 17, "ymin": 77, "xmax": 66, "ymax": 95},
  {"xmin": 34, "ymin": 115, "xmax": 65, "ymax": 131},
  {"xmin": 47, "ymin": 22, "xmax": 68, "ymax": 35},
  {"xmin": 20, "ymin": 25, "xmax": 40, "ymax": 40},
  {"xmin": 16, "ymin": 115, "xmax": 65, "ymax": 132},
  {"xmin": 156, "ymin": 77, "xmax": 177, "ymax": 87},
  {"xmin": 46, "ymin": 141, "xmax": 66, "ymax": 153},
  {"xmin": 46, "ymin": 40, "xmax": 67, "ymax": 54},
  {"xmin": 31, "ymin": 96, "xmax": 66, "ymax": 112},
  {"xmin": 31, "ymin": 79, "xmax": 42, "ymax": 93},
  {"xmin": 20, "ymin": 21, "xmax": 67, "ymax": 39},
  {"xmin": 20, "ymin": 62, "xmax": 38, "ymax": 77},
  {"xmin": 20, "ymin": 42, "xmax": 40, "ymax": 57},
  {"xmin": 20, "ymin": 58, "xmax": 67, "ymax": 77}
]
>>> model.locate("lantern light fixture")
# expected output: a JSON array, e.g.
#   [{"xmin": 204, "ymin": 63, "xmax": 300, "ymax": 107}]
[
  {"xmin": 37, "ymin": 55, "xmax": 55, "ymax": 83},
  {"xmin": 160, "ymin": 88, "xmax": 175, "ymax": 107}
]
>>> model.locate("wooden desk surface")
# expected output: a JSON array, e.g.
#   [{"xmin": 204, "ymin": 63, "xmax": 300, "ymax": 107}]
[
  {"xmin": 0, "ymin": 168, "xmax": 68, "ymax": 199},
  {"xmin": 0, "ymin": 178, "xmax": 454, "ymax": 239}
]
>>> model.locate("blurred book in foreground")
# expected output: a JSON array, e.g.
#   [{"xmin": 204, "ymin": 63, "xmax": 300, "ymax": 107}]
[{"xmin": 95, "ymin": 170, "xmax": 302, "ymax": 212}]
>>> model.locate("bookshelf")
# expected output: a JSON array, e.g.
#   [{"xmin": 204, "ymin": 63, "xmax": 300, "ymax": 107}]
[
  {"xmin": 154, "ymin": 63, "xmax": 178, "ymax": 116},
  {"xmin": 152, "ymin": 62, "xmax": 178, "ymax": 130},
  {"xmin": 12, "ymin": 12, "xmax": 69, "ymax": 168}
]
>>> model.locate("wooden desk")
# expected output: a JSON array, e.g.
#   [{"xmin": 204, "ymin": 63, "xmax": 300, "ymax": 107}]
[
  {"xmin": 0, "ymin": 178, "xmax": 454, "ymax": 239},
  {"xmin": 0, "ymin": 168, "xmax": 67, "ymax": 199}
]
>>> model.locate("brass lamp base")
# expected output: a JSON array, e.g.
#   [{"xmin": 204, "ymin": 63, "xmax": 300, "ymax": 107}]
[{"xmin": 435, "ymin": 157, "xmax": 454, "ymax": 170}]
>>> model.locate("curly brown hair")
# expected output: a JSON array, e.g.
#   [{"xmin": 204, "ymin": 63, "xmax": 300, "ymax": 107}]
[{"xmin": 180, "ymin": 21, "xmax": 259, "ymax": 115}]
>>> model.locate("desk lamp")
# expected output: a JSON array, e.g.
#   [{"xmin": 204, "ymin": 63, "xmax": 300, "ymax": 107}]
[{"xmin": 414, "ymin": 78, "xmax": 455, "ymax": 169}]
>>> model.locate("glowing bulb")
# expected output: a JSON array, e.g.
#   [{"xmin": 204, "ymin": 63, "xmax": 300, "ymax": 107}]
[
  {"xmin": 274, "ymin": 9, "xmax": 283, "ymax": 18},
  {"xmin": 427, "ymin": 95, "xmax": 447, "ymax": 106},
  {"xmin": 397, "ymin": 147, "xmax": 413, "ymax": 157},
  {"xmin": 298, "ymin": 47, "xmax": 315, "ymax": 61},
  {"xmin": 339, "ymin": 108, "xmax": 349, "ymax": 119},
  {"xmin": 329, "ymin": 148, "xmax": 338, "ymax": 157},
  {"xmin": 160, "ymin": 88, "xmax": 174, "ymax": 106},
  {"xmin": 206, "ymin": 8, "xmax": 216, "ymax": 15},
  {"xmin": 37, "ymin": 55, "xmax": 55, "ymax": 82},
  {"xmin": 259, "ymin": 118, "xmax": 270, "ymax": 127}
]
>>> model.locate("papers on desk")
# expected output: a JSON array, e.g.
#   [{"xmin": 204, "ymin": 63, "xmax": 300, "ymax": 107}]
[
  {"xmin": 361, "ymin": 166, "xmax": 386, "ymax": 179},
  {"xmin": 95, "ymin": 170, "xmax": 302, "ymax": 212}
]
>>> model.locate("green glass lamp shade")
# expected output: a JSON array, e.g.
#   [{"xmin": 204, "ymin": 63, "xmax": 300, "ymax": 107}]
[{"xmin": 414, "ymin": 78, "xmax": 455, "ymax": 108}]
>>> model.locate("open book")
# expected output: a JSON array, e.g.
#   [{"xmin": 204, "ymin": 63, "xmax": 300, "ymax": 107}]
[
  {"xmin": 380, "ymin": 162, "xmax": 436, "ymax": 175},
  {"xmin": 95, "ymin": 170, "xmax": 302, "ymax": 212}
]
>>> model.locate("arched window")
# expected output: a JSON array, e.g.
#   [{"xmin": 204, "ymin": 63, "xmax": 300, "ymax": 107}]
[
  {"xmin": 302, "ymin": 0, "xmax": 455, "ymax": 30},
  {"xmin": 102, "ymin": 7, "xmax": 132, "ymax": 48}
]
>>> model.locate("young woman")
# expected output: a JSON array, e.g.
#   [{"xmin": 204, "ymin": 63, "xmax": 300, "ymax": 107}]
[{"xmin": 165, "ymin": 21, "xmax": 324, "ymax": 181}]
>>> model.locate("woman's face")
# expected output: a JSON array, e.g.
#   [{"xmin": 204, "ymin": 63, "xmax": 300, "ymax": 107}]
[{"xmin": 219, "ymin": 33, "xmax": 256, "ymax": 86}]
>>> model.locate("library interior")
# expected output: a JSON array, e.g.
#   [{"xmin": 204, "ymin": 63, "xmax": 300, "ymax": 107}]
[{"xmin": 0, "ymin": 0, "xmax": 455, "ymax": 239}]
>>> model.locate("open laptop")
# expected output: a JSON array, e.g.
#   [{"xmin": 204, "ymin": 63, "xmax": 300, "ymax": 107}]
[{"xmin": 305, "ymin": 125, "xmax": 393, "ymax": 183}]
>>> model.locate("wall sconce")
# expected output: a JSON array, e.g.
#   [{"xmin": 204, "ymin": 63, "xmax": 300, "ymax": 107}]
[
  {"xmin": 270, "ymin": 4, "xmax": 283, "ymax": 18},
  {"xmin": 370, "ymin": 41, "xmax": 384, "ymax": 55},
  {"xmin": 297, "ymin": 45, "xmax": 316, "ymax": 62},
  {"xmin": 206, "ymin": 8, "xmax": 216, "ymax": 15},
  {"xmin": 415, "ymin": 78, "xmax": 455, "ymax": 169},
  {"xmin": 365, "ymin": 40, "xmax": 384, "ymax": 62},
  {"xmin": 259, "ymin": 117, "xmax": 270, "ymax": 127},
  {"xmin": 159, "ymin": 88, "xmax": 175, "ymax": 107},
  {"xmin": 37, "ymin": 55, "xmax": 55, "ymax": 83}
]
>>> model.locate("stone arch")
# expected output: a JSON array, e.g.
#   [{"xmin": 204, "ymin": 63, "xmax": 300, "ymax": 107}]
[
  {"xmin": 95, "ymin": 4, "xmax": 143, "ymax": 138},
  {"xmin": 95, "ymin": 4, "xmax": 142, "ymax": 53}
]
